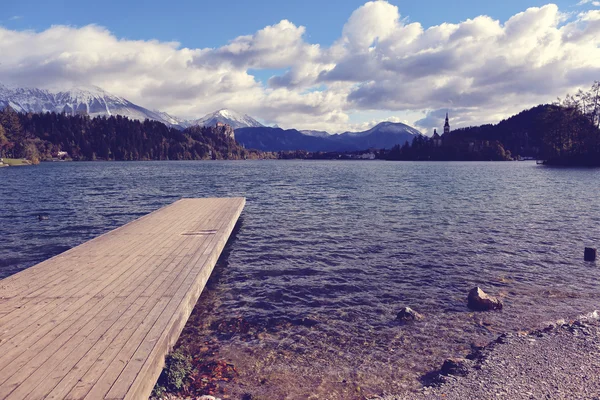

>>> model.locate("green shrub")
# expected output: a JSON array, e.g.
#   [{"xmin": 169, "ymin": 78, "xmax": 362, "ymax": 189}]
[{"xmin": 154, "ymin": 349, "xmax": 192, "ymax": 394}]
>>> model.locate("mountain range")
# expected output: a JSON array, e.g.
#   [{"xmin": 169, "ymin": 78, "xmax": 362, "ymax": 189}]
[
  {"xmin": 0, "ymin": 83, "xmax": 189, "ymax": 128},
  {"xmin": 0, "ymin": 83, "xmax": 422, "ymax": 152},
  {"xmin": 0, "ymin": 84, "xmax": 263, "ymax": 131},
  {"xmin": 235, "ymin": 122, "xmax": 422, "ymax": 152}
]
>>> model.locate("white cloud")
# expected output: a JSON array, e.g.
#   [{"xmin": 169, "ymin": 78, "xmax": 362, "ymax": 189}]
[
  {"xmin": 577, "ymin": 0, "xmax": 600, "ymax": 6},
  {"xmin": 0, "ymin": 2, "xmax": 599, "ymax": 134},
  {"xmin": 322, "ymin": 4, "xmax": 600, "ymax": 132},
  {"xmin": 341, "ymin": 1, "xmax": 400, "ymax": 51}
]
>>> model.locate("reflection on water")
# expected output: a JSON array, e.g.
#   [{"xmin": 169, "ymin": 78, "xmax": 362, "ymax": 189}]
[{"xmin": 1, "ymin": 161, "xmax": 600, "ymax": 398}]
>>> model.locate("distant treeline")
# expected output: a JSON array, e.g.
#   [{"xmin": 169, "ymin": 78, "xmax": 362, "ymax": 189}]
[
  {"xmin": 2, "ymin": 82, "xmax": 599, "ymax": 166},
  {"xmin": 385, "ymin": 105, "xmax": 549, "ymax": 161},
  {"xmin": 385, "ymin": 82, "xmax": 600, "ymax": 166},
  {"xmin": 0, "ymin": 108, "xmax": 268, "ymax": 162}
]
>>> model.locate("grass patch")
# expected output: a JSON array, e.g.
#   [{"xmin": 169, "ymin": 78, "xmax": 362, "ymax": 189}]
[{"xmin": 1, "ymin": 158, "xmax": 31, "ymax": 166}]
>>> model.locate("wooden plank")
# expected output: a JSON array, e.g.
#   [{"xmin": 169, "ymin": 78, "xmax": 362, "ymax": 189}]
[
  {"xmin": 119, "ymin": 199, "xmax": 244, "ymax": 400},
  {"xmin": 0, "ymin": 197, "xmax": 245, "ymax": 400},
  {"xmin": 67, "ymin": 202, "xmax": 237, "ymax": 400},
  {"xmin": 96, "ymin": 200, "xmax": 242, "ymax": 400},
  {"xmin": 0, "ymin": 200, "xmax": 183, "ymax": 302},
  {"xmin": 1, "ymin": 197, "xmax": 238, "ymax": 396},
  {"xmin": 0, "ymin": 202, "xmax": 187, "ymax": 323},
  {"xmin": 24, "ymin": 201, "xmax": 232, "ymax": 400},
  {"xmin": 0, "ymin": 199, "xmax": 202, "ymax": 375},
  {"xmin": 0, "ymin": 199, "xmax": 208, "ymax": 339}
]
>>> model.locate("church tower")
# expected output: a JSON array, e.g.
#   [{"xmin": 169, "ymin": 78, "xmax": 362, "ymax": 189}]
[{"xmin": 444, "ymin": 112, "xmax": 450, "ymax": 135}]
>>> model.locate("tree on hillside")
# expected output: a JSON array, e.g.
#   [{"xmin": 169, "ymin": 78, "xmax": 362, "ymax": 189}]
[
  {"xmin": 542, "ymin": 81, "xmax": 600, "ymax": 165},
  {"xmin": 0, "ymin": 109, "xmax": 255, "ymax": 162},
  {"xmin": 0, "ymin": 124, "xmax": 8, "ymax": 157},
  {"xmin": 0, "ymin": 107, "xmax": 24, "ymax": 158},
  {"xmin": 559, "ymin": 81, "xmax": 600, "ymax": 129}
]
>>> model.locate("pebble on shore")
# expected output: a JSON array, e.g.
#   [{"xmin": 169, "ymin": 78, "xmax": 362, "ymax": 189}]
[
  {"xmin": 397, "ymin": 307, "xmax": 425, "ymax": 322},
  {"xmin": 415, "ymin": 318, "xmax": 600, "ymax": 400}
]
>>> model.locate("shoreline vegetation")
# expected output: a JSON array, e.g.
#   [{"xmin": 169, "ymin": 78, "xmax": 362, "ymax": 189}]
[{"xmin": 1, "ymin": 82, "xmax": 598, "ymax": 167}]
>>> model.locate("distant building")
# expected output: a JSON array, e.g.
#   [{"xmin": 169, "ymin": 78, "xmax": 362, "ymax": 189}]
[
  {"xmin": 444, "ymin": 112, "xmax": 450, "ymax": 135},
  {"xmin": 432, "ymin": 129, "xmax": 442, "ymax": 147},
  {"xmin": 214, "ymin": 122, "xmax": 235, "ymax": 140},
  {"xmin": 359, "ymin": 152, "xmax": 376, "ymax": 160},
  {"xmin": 431, "ymin": 112, "xmax": 450, "ymax": 147}
]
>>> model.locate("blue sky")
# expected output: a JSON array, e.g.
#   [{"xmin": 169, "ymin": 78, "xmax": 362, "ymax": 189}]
[
  {"xmin": 1, "ymin": 0, "xmax": 583, "ymax": 49},
  {"xmin": 0, "ymin": 0, "xmax": 599, "ymax": 133}
]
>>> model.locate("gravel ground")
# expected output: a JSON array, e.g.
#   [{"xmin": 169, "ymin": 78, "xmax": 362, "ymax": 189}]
[{"xmin": 397, "ymin": 315, "xmax": 600, "ymax": 400}]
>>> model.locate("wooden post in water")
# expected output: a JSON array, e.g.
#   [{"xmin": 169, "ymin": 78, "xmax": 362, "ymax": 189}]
[{"xmin": 585, "ymin": 247, "xmax": 597, "ymax": 262}]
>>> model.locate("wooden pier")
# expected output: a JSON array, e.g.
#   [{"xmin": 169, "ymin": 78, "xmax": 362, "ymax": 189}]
[{"xmin": 0, "ymin": 198, "xmax": 245, "ymax": 399}]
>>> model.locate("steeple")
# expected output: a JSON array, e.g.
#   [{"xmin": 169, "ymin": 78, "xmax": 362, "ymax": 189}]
[{"xmin": 444, "ymin": 112, "xmax": 450, "ymax": 135}]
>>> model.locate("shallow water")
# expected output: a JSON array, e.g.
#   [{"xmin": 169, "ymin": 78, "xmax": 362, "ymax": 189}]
[{"xmin": 1, "ymin": 161, "xmax": 599, "ymax": 398}]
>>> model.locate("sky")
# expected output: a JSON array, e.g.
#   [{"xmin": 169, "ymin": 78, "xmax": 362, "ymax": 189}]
[{"xmin": 1, "ymin": 0, "xmax": 599, "ymax": 133}]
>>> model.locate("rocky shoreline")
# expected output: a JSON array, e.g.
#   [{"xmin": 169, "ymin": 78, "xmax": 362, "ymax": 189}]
[
  {"xmin": 156, "ymin": 311, "xmax": 600, "ymax": 400},
  {"xmin": 386, "ymin": 311, "xmax": 600, "ymax": 400},
  {"xmin": 152, "ymin": 285, "xmax": 600, "ymax": 400}
]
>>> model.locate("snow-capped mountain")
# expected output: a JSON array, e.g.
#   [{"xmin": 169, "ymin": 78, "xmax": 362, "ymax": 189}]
[
  {"xmin": 236, "ymin": 122, "xmax": 422, "ymax": 152},
  {"xmin": 300, "ymin": 130, "xmax": 331, "ymax": 138},
  {"xmin": 331, "ymin": 121, "xmax": 422, "ymax": 149},
  {"xmin": 338, "ymin": 121, "xmax": 422, "ymax": 138},
  {"xmin": 0, "ymin": 83, "xmax": 265, "ymax": 130},
  {"xmin": 0, "ymin": 83, "xmax": 187, "ymax": 128},
  {"xmin": 190, "ymin": 109, "xmax": 264, "ymax": 130}
]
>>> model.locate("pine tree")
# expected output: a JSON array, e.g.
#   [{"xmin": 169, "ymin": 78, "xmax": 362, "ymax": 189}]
[
  {"xmin": 0, "ymin": 107, "xmax": 25, "ymax": 157},
  {"xmin": 0, "ymin": 124, "xmax": 8, "ymax": 157}
]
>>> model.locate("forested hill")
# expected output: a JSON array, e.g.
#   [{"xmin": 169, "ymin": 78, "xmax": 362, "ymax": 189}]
[
  {"xmin": 385, "ymin": 105, "xmax": 557, "ymax": 161},
  {"xmin": 447, "ymin": 104, "xmax": 552, "ymax": 157},
  {"xmin": 387, "ymin": 81, "xmax": 600, "ymax": 164},
  {"xmin": 387, "ymin": 102, "xmax": 600, "ymax": 164},
  {"xmin": 0, "ymin": 107, "xmax": 263, "ymax": 162}
]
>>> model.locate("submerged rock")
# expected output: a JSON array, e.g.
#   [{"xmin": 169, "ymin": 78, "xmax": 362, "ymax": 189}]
[
  {"xmin": 467, "ymin": 287, "xmax": 503, "ymax": 311},
  {"xmin": 440, "ymin": 358, "xmax": 471, "ymax": 377},
  {"xmin": 421, "ymin": 357, "xmax": 473, "ymax": 387},
  {"xmin": 396, "ymin": 306, "xmax": 424, "ymax": 322}
]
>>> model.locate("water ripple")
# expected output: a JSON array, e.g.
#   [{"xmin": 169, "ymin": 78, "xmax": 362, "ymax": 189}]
[{"xmin": 1, "ymin": 160, "xmax": 600, "ymax": 398}]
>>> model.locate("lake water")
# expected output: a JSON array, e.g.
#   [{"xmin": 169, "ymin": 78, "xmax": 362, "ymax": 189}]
[{"xmin": 1, "ymin": 161, "xmax": 599, "ymax": 399}]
